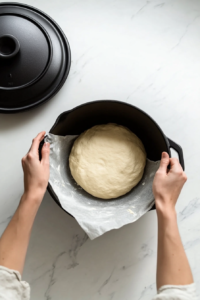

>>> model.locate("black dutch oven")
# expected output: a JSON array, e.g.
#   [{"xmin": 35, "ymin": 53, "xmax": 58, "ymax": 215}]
[{"xmin": 47, "ymin": 100, "xmax": 184, "ymax": 212}]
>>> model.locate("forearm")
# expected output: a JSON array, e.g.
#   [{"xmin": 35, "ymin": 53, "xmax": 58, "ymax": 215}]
[
  {"xmin": 156, "ymin": 206, "xmax": 193, "ymax": 290},
  {"xmin": 0, "ymin": 193, "xmax": 42, "ymax": 275}
]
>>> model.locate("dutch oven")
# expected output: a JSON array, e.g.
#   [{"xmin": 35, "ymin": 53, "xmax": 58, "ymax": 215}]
[{"xmin": 46, "ymin": 100, "xmax": 184, "ymax": 212}]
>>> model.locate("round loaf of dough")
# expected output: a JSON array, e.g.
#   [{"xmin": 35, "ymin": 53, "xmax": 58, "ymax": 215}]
[{"xmin": 69, "ymin": 123, "xmax": 146, "ymax": 199}]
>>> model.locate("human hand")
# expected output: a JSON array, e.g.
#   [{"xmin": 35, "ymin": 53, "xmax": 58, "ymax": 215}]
[
  {"xmin": 153, "ymin": 152, "xmax": 187, "ymax": 215},
  {"xmin": 21, "ymin": 131, "xmax": 50, "ymax": 203}
]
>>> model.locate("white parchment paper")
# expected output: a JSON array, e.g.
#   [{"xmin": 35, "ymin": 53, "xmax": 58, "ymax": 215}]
[{"xmin": 45, "ymin": 133, "xmax": 160, "ymax": 240}]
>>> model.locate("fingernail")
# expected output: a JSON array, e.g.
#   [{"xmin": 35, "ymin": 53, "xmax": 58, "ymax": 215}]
[
  {"xmin": 162, "ymin": 152, "xmax": 167, "ymax": 158},
  {"xmin": 44, "ymin": 142, "xmax": 50, "ymax": 147}
]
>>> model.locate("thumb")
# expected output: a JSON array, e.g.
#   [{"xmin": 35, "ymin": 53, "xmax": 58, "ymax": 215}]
[
  {"xmin": 41, "ymin": 142, "xmax": 50, "ymax": 165},
  {"xmin": 158, "ymin": 152, "xmax": 170, "ymax": 173}
]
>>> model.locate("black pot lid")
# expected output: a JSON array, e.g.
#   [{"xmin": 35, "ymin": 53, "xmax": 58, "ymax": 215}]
[{"xmin": 0, "ymin": 2, "xmax": 71, "ymax": 113}]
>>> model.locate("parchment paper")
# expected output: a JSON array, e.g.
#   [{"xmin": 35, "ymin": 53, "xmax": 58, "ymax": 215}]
[{"xmin": 45, "ymin": 133, "xmax": 160, "ymax": 240}]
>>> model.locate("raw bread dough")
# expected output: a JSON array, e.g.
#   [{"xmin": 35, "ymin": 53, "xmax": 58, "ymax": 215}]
[{"xmin": 69, "ymin": 123, "xmax": 146, "ymax": 199}]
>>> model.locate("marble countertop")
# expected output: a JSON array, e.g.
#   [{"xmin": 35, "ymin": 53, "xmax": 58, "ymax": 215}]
[{"xmin": 1, "ymin": 0, "xmax": 200, "ymax": 299}]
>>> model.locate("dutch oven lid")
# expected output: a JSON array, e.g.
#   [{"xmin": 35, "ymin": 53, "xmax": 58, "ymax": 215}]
[{"xmin": 0, "ymin": 2, "xmax": 71, "ymax": 113}]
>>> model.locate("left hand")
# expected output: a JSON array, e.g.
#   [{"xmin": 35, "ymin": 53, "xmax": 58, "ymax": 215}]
[{"xmin": 21, "ymin": 131, "xmax": 50, "ymax": 202}]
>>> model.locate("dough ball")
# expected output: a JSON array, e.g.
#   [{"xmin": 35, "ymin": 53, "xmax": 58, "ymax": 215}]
[{"xmin": 69, "ymin": 123, "xmax": 146, "ymax": 199}]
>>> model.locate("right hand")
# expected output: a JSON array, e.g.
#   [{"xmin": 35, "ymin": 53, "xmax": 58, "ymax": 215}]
[{"xmin": 153, "ymin": 152, "xmax": 187, "ymax": 214}]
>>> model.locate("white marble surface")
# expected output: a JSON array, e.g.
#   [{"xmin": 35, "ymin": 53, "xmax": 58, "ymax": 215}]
[{"xmin": 1, "ymin": 0, "xmax": 200, "ymax": 299}]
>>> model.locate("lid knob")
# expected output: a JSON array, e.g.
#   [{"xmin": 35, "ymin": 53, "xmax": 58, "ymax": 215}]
[{"xmin": 0, "ymin": 34, "xmax": 20, "ymax": 59}]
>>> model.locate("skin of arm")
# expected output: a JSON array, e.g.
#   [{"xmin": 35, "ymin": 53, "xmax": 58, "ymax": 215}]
[
  {"xmin": 153, "ymin": 152, "xmax": 193, "ymax": 290},
  {"xmin": 0, "ymin": 134, "xmax": 194, "ymax": 289},
  {"xmin": 0, "ymin": 132, "xmax": 50, "ymax": 275}
]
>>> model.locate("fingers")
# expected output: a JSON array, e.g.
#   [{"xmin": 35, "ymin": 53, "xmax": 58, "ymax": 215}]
[
  {"xmin": 169, "ymin": 157, "xmax": 187, "ymax": 181},
  {"xmin": 21, "ymin": 155, "xmax": 26, "ymax": 169},
  {"xmin": 29, "ymin": 131, "xmax": 46, "ymax": 156},
  {"xmin": 169, "ymin": 157, "xmax": 183, "ymax": 173},
  {"xmin": 158, "ymin": 152, "xmax": 170, "ymax": 173},
  {"xmin": 41, "ymin": 142, "xmax": 50, "ymax": 165},
  {"xmin": 182, "ymin": 171, "xmax": 187, "ymax": 182}
]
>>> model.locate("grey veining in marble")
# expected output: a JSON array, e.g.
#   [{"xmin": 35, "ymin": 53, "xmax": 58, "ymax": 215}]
[{"xmin": 1, "ymin": 0, "xmax": 200, "ymax": 299}]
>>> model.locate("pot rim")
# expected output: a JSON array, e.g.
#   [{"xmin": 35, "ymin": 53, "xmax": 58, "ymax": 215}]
[
  {"xmin": 47, "ymin": 99, "xmax": 171, "ymax": 213},
  {"xmin": 50, "ymin": 99, "xmax": 170, "ymax": 151}
]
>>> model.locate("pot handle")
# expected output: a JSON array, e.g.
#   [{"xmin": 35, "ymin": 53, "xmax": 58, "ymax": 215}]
[
  {"xmin": 39, "ymin": 137, "xmax": 46, "ymax": 161},
  {"xmin": 167, "ymin": 138, "xmax": 185, "ymax": 170}
]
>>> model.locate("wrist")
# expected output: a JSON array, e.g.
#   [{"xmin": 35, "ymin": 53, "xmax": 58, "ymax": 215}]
[
  {"xmin": 21, "ymin": 190, "xmax": 45, "ymax": 205},
  {"xmin": 155, "ymin": 199, "xmax": 177, "ymax": 220}
]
